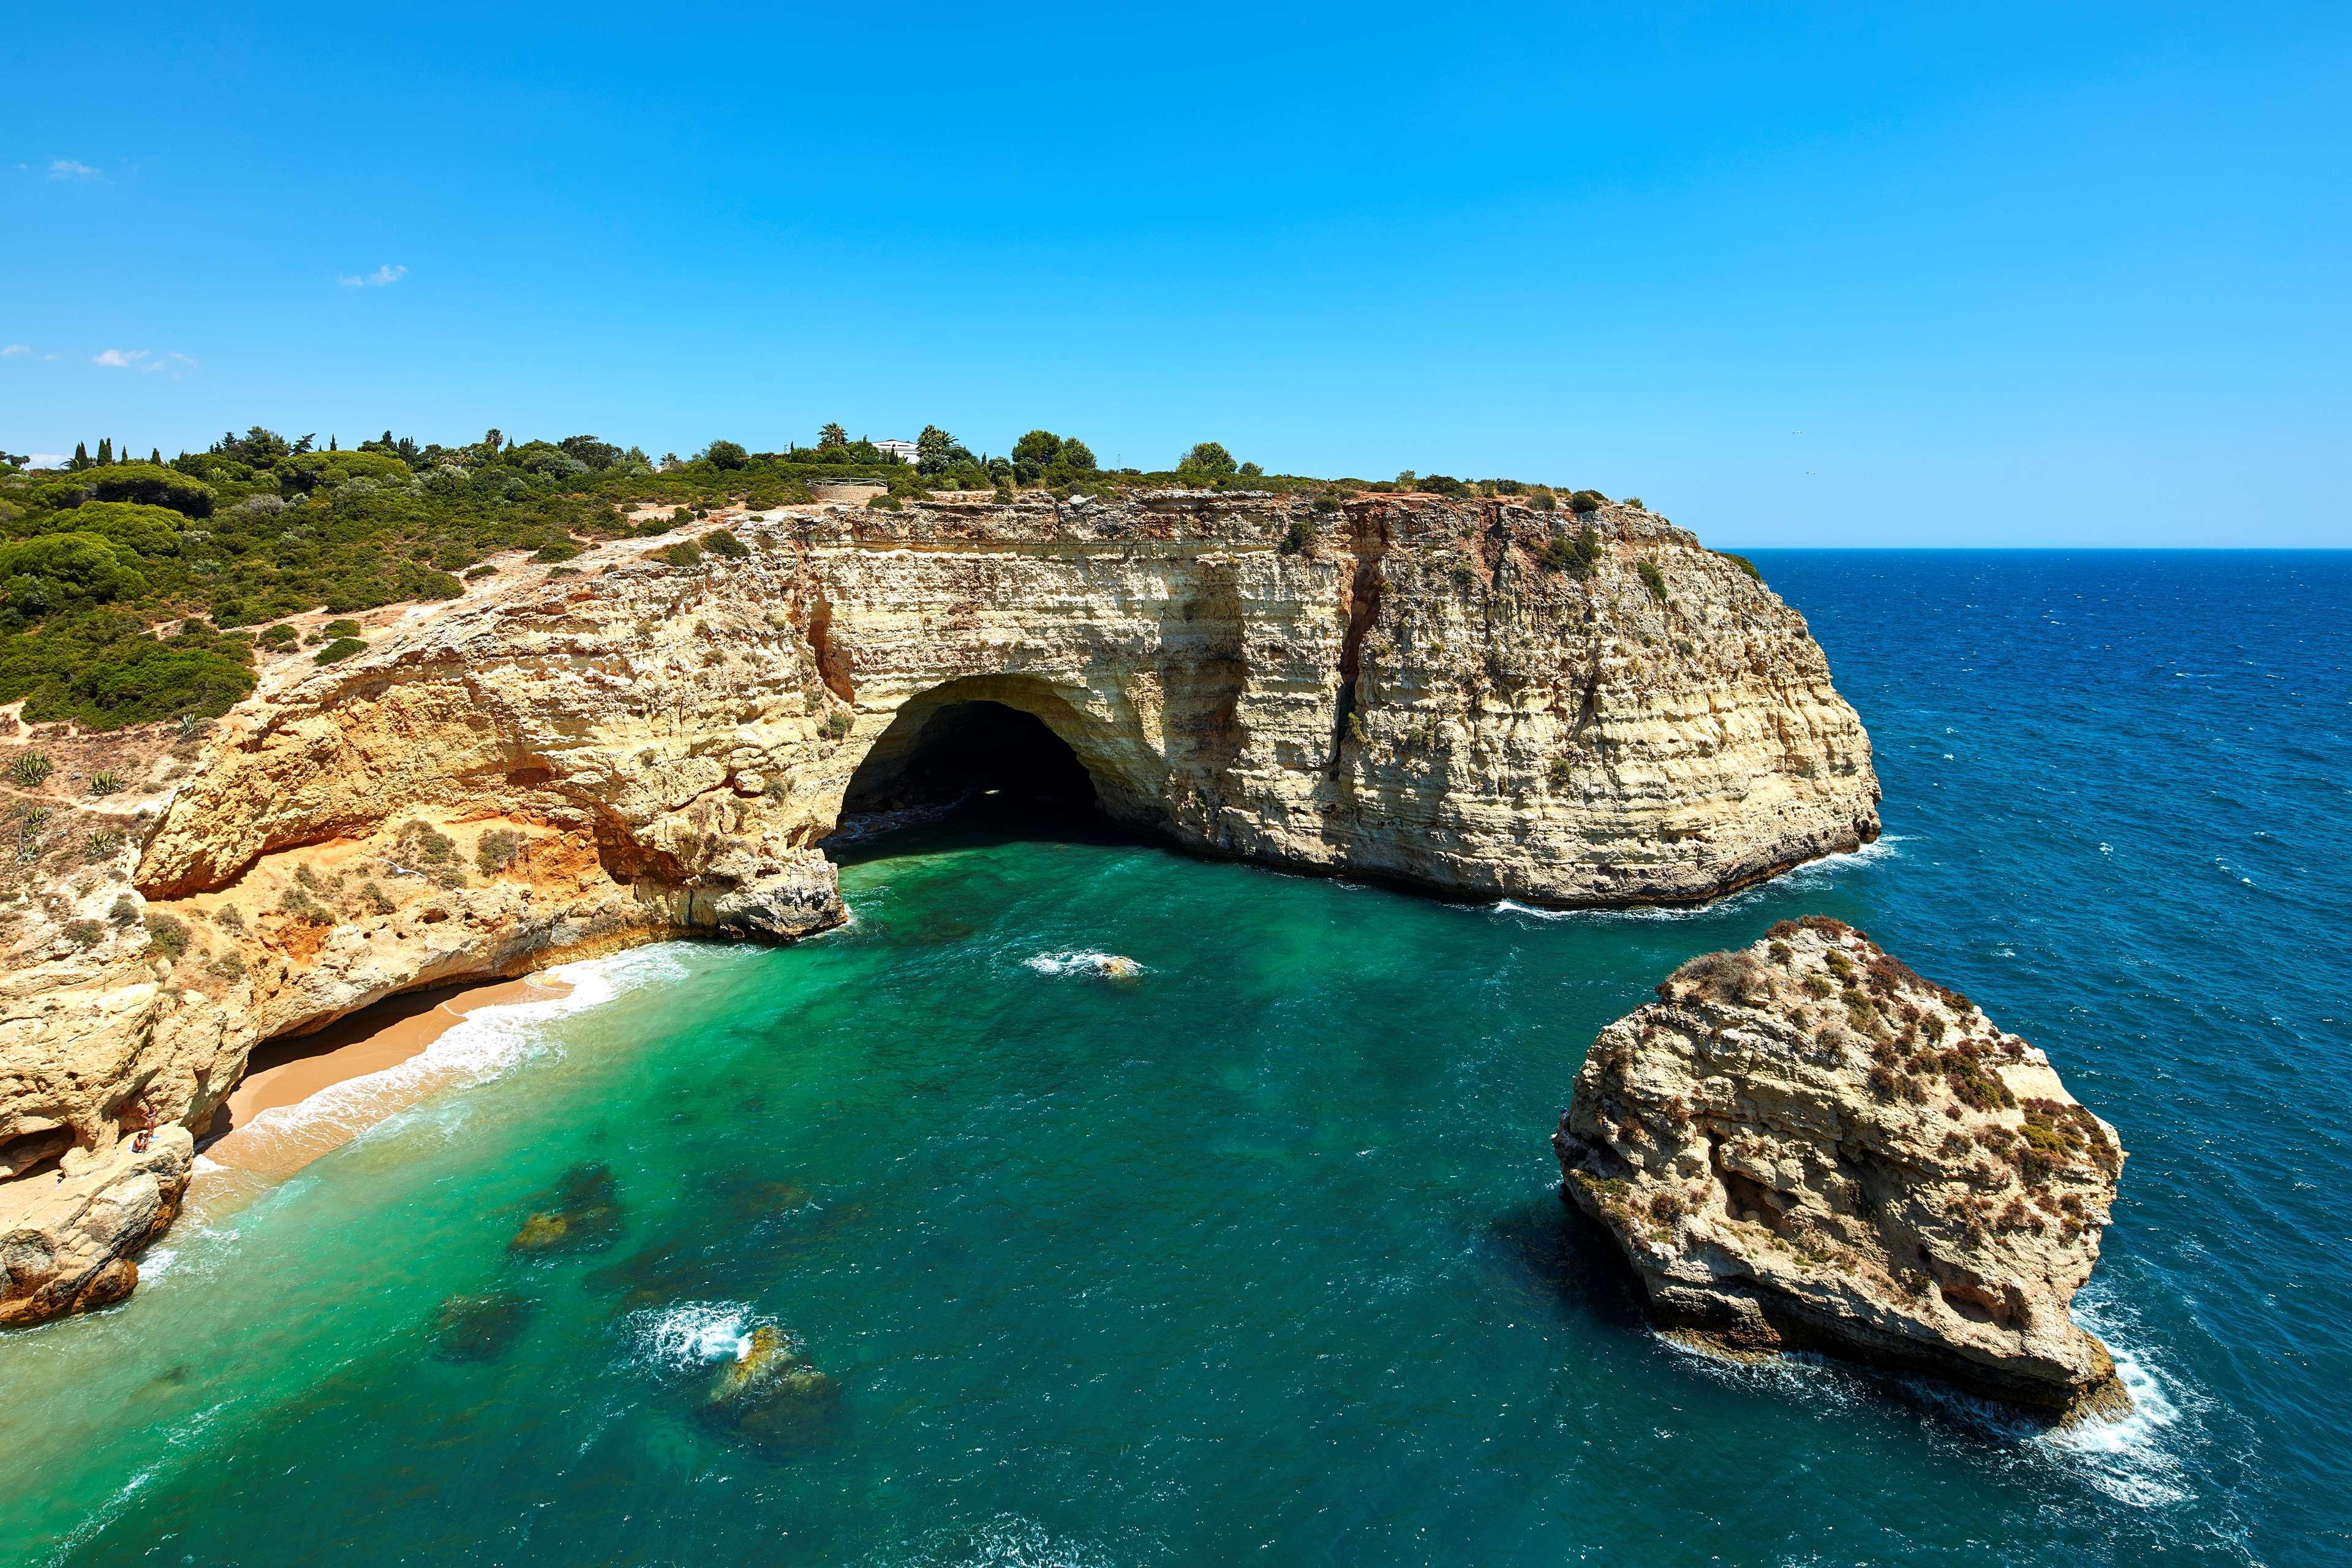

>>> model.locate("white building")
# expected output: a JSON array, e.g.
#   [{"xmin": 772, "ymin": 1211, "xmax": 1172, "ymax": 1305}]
[{"xmin": 872, "ymin": 439, "xmax": 919, "ymax": 466}]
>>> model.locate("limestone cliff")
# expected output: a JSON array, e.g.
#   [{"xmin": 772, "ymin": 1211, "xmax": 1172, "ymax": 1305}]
[
  {"xmin": 2, "ymin": 491, "xmax": 1877, "ymax": 1324},
  {"xmin": 1555, "ymin": 919, "xmax": 2124, "ymax": 1415}
]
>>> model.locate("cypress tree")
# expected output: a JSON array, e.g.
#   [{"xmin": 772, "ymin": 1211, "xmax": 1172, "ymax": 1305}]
[
  {"xmin": 150, "ymin": 448, "xmax": 161, "ymax": 464},
  {"xmin": 97, "ymin": 437, "xmax": 113, "ymax": 465},
  {"xmin": 328, "ymin": 434, "xmax": 337, "ymax": 451},
  {"xmin": 72, "ymin": 442, "xmax": 88, "ymax": 469}
]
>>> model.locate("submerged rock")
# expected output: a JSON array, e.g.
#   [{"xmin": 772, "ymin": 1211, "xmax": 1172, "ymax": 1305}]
[
  {"xmin": 1554, "ymin": 918, "xmax": 2128, "ymax": 1417},
  {"xmin": 701, "ymin": 1324, "xmax": 842, "ymax": 1450},
  {"xmin": 433, "ymin": 1291, "xmax": 535, "ymax": 1362},
  {"xmin": 508, "ymin": 1162, "xmax": 625, "ymax": 1255}
]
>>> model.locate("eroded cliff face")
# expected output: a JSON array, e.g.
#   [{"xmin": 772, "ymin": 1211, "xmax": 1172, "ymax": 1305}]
[
  {"xmin": 2, "ymin": 492, "xmax": 1877, "ymax": 1322},
  {"xmin": 1556, "ymin": 920, "xmax": 2124, "ymax": 1415}
]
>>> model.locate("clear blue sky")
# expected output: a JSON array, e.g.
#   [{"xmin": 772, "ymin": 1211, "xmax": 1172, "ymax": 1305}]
[{"xmin": 4, "ymin": 4, "xmax": 2347, "ymax": 546}]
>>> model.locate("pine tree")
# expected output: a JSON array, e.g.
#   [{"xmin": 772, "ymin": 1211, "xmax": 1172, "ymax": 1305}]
[{"xmin": 149, "ymin": 448, "xmax": 160, "ymax": 464}]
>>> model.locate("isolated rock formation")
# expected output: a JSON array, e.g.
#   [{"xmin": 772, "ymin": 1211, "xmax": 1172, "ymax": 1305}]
[
  {"xmin": 1555, "ymin": 918, "xmax": 2125, "ymax": 1415},
  {"xmin": 2, "ymin": 491, "xmax": 1878, "ymax": 1322},
  {"xmin": 0, "ymin": 1125, "xmax": 190, "ymax": 1327}
]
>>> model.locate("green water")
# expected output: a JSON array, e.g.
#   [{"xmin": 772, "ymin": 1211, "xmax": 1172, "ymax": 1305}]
[{"xmin": 0, "ymin": 815, "xmax": 2222, "ymax": 1567}]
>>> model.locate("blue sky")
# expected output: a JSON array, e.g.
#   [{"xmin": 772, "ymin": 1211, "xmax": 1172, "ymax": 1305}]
[{"xmin": 4, "ymin": 3, "xmax": 2347, "ymax": 546}]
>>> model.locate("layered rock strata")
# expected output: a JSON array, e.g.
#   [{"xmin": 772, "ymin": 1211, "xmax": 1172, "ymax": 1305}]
[
  {"xmin": 1555, "ymin": 918, "xmax": 2125, "ymax": 1415},
  {"xmin": 3, "ymin": 492, "xmax": 1878, "ymax": 1324}
]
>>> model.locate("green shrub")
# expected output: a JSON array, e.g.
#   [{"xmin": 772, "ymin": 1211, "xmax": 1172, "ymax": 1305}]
[
  {"xmin": 1311, "ymin": 492, "xmax": 1341, "ymax": 514},
  {"xmin": 64, "ymin": 918, "xmax": 103, "ymax": 948},
  {"xmin": 656, "ymin": 538, "xmax": 704, "ymax": 568},
  {"xmin": 1714, "ymin": 550, "xmax": 1762, "ymax": 583},
  {"xmin": 1638, "ymin": 560, "xmax": 1668, "ymax": 601},
  {"xmin": 9, "ymin": 752, "xmax": 52, "ymax": 788},
  {"xmin": 1280, "ymin": 518, "xmax": 1314, "ymax": 555},
  {"xmin": 143, "ymin": 911, "xmax": 191, "ymax": 959},
  {"xmin": 463, "ymin": 565, "xmax": 497, "ymax": 580},
  {"xmin": 865, "ymin": 495, "xmax": 902, "ymax": 512},
  {"xmin": 534, "ymin": 541, "xmax": 581, "ymax": 563},
  {"xmin": 703, "ymin": 530, "xmax": 750, "ymax": 559},
  {"xmin": 85, "ymin": 826, "xmax": 126, "ymax": 862},
  {"xmin": 260, "ymin": 623, "xmax": 299, "ymax": 647},
  {"xmin": 321, "ymin": 619, "xmax": 363, "ymax": 638},
  {"xmin": 820, "ymin": 709, "xmax": 853, "ymax": 741},
  {"xmin": 475, "ymin": 828, "xmax": 524, "ymax": 875},
  {"xmin": 314, "ymin": 636, "xmax": 366, "ymax": 665},
  {"xmin": 704, "ymin": 440, "xmax": 750, "ymax": 470},
  {"xmin": 1537, "ymin": 524, "xmax": 1604, "ymax": 577},
  {"xmin": 1569, "ymin": 490, "xmax": 1607, "ymax": 514},
  {"xmin": 396, "ymin": 819, "xmax": 455, "ymax": 864},
  {"xmin": 88, "ymin": 463, "xmax": 216, "ymax": 519},
  {"xmin": 88, "ymin": 770, "xmax": 123, "ymax": 795}
]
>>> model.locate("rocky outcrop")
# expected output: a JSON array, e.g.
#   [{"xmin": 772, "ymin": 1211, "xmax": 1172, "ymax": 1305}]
[
  {"xmin": 2, "ymin": 491, "xmax": 1879, "ymax": 1323},
  {"xmin": 1, "ymin": 1125, "xmax": 191, "ymax": 1327},
  {"xmin": 1555, "ymin": 919, "xmax": 2125, "ymax": 1415}
]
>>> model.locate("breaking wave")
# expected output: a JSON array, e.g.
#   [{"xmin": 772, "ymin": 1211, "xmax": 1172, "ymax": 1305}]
[
  {"xmin": 1021, "ymin": 950, "xmax": 1147, "ymax": 978},
  {"xmin": 625, "ymin": 1300, "xmax": 772, "ymax": 1376}
]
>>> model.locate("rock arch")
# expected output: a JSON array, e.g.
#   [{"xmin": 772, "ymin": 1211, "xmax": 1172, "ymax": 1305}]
[{"xmin": 833, "ymin": 673, "xmax": 1170, "ymax": 834}]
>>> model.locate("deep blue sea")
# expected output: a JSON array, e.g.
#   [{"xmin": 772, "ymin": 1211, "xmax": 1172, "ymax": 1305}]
[{"xmin": 1, "ymin": 551, "xmax": 2345, "ymax": 1566}]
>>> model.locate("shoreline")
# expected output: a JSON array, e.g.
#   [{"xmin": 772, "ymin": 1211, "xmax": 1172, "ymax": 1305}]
[{"xmin": 198, "ymin": 973, "xmax": 575, "ymax": 1183}]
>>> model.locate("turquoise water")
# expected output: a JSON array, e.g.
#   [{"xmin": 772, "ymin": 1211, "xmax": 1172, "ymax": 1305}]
[{"xmin": 3, "ymin": 551, "xmax": 2346, "ymax": 1566}]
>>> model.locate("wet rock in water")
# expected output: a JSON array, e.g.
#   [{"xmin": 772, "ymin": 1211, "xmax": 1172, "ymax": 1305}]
[
  {"xmin": 434, "ymin": 1291, "xmax": 535, "ymax": 1362},
  {"xmin": 508, "ymin": 1161, "xmax": 625, "ymax": 1255},
  {"xmin": 701, "ymin": 1325, "xmax": 842, "ymax": 1450},
  {"xmin": 1554, "ymin": 918, "xmax": 2129, "ymax": 1419},
  {"xmin": 1094, "ymin": 954, "xmax": 1142, "ymax": 981}
]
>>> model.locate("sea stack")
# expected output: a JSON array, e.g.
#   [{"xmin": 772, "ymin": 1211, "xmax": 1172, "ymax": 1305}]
[{"xmin": 1555, "ymin": 918, "xmax": 2127, "ymax": 1416}]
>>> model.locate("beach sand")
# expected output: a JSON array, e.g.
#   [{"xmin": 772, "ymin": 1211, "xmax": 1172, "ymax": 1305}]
[{"xmin": 200, "ymin": 974, "xmax": 571, "ymax": 1182}]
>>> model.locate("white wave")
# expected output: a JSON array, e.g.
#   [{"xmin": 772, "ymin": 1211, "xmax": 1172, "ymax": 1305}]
[
  {"xmin": 231, "ymin": 944, "xmax": 688, "ymax": 1148},
  {"xmin": 625, "ymin": 1300, "xmax": 773, "ymax": 1375},
  {"xmin": 42, "ymin": 1464, "xmax": 156, "ymax": 1568},
  {"xmin": 879, "ymin": 1515, "xmax": 1117, "ymax": 1568},
  {"xmin": 1485, "ymin": 836, "xmax": 1907, "ymax": 925},
  {"xmin": 1021, "ymin": 950, "xmax": 1147, "ymax": 978},
  {"xmin": 2033, "ymin": 1298, "xmax": 2194, "ymax": 1509}
]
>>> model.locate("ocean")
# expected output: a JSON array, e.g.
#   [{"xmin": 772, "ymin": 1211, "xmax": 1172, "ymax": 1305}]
[{"xmin": 2, "ymin": 550, "xmax": 2345, "ymax": 1566}]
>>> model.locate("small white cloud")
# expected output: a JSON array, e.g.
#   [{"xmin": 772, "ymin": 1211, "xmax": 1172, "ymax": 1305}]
[
  {"xmin": 27, "ymin": 454, "xmax": 66, "ymax": 469},
  {"xmin": 141, "ymin": 352, "xmax": 197, "ymax": 378},
  {"xmin": 48, "ymin": 159, "xmax": 104, "ymax": 181},
  {"xmin": 337, "ymin": 263, "xmax": 407, "ymax": 288},
  {"xmin": 92, "ymin": 348, "xmax": 149, "ymax": 368},
  {"xmin": 0, "ymin": 344, "xmax": 29, "ymax": 357}
]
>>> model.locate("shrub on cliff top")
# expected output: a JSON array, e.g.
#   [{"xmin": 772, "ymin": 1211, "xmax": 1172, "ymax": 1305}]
[
  {"xmin": 1638, "ymin": 559, "xmax": 1668, "ymax": 601},
  {"xmin": 314, "ymin": 636, "xmax": 365, "ymax": 665},
  {"xmin": 1714, "ymin": 549, "xmax": 1763, "ymax": 583},
  {"xmin": 1569, "ymin": 489, "xmax": 1608, "ymax": 514},
  {"xmin": 1177, "ymin": 442, "xmax": 1238, "ymax": 478},
  {"xmin": 702, "ymin": 529, "xmax": 750, "ymax": 559}
]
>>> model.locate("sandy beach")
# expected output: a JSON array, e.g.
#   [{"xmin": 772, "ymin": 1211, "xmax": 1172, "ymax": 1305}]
[{"xmin": 200, "ymin": 974, "xmax": 572, "ymax": 1182}]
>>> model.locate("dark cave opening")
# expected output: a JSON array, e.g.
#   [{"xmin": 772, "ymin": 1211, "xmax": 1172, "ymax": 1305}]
[{"xmin": 838, "ymin": 699, "xmax": 1099, "ymax": 830}]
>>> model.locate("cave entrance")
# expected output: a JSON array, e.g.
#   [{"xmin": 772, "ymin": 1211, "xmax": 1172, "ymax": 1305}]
[{"xmin": 834, "ymin": 691, "xmax": 1116, "ymax": 855}]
